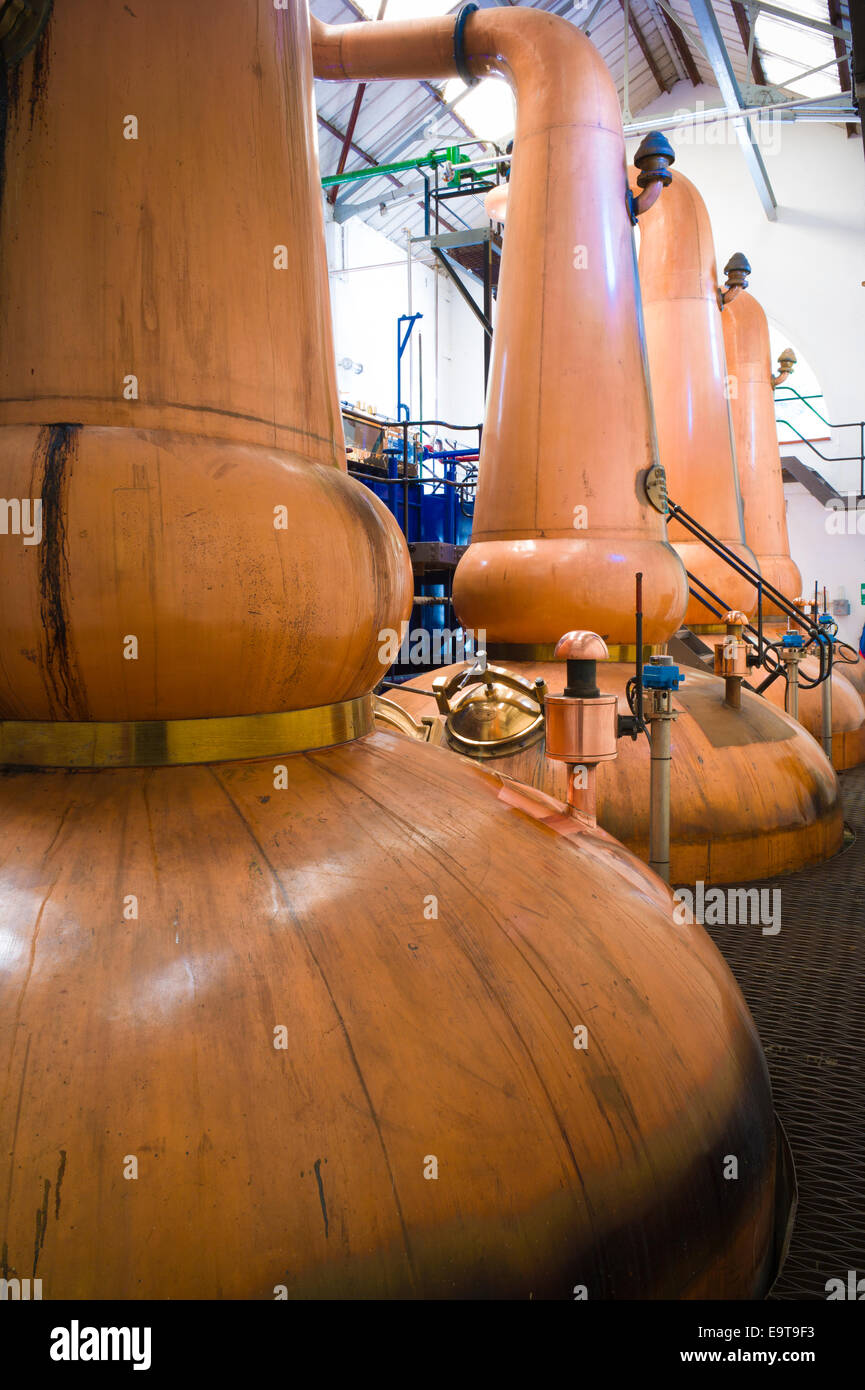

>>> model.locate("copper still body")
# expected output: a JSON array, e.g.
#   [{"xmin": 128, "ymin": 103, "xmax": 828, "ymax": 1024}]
[
  {"xmin": 722, "ymin": 290, "xmax": 865, "ymax": 769},
  {"xmin": 384, "ymin": 21, "xmax": 840, "ymax": 882},
  {"xmin": 0, "ymin": 0, "xmax": 795, "ymax": 1300},
  {"xmin": 636, "ymin": 170, "xmax": 759, "ymax": 624},
  {"xmin": 720, "ymin": 291, "xmax": 802, "ymax": 608}
]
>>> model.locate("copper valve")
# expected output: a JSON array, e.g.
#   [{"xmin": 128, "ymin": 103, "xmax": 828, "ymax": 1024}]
[
  {"xmin": 431, "ymin": 660, "xmax": 547, "ymax": 758},
  {"xmin": 714, "ymin": 609, "xmax": 749, "ymax": 708},
  {"xmin": 772, "ymin": 347, "xmax": 797, "ymax": 388},
  {"xmin": 544, "ymin": 631, "xmax": 618, "ymax": 827},
  {"xmin": 631, "ymin": 130, "xmax": 675, "ymax": 218},
  {"xmin": 720, "ymin": 252, "xmax": 751, "ymax": 306}
]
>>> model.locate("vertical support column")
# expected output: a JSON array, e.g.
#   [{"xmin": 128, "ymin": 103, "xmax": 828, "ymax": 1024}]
[
  {"xmin": 822, "ymin": 667, "xmax": 833, "ymax": 761},
  {"xmin": 648, "ymin": 695, "xmax": 673, "ymax": 885},
  {"xmin": 780, "ymin": 628, "xmax": 804, "ymax": 722},
  {"xmin": 714, "ymin": 610, "xmax": 749, "ymax": 710},
  {"xmin": 642, "ymin": 655, "xmax": 683, "ymax": 886},
  {"xmin": 784, "ymin": 654, "xmax": 800, "ymax": 721}
]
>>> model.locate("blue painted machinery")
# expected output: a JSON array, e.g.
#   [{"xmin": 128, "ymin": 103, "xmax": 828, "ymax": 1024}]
[{"xmin": 343, "ymin": 409, "xmax": 479, "ymax": 675}]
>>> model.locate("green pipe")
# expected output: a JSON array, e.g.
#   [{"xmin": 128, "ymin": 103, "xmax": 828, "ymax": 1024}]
[{"xmin": 321, "ymin": 151, "xmax": 449, "ymax": 188}]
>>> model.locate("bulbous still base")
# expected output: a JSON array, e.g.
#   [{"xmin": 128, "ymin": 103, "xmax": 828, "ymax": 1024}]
[
  {"xmin": 453, "ymin": 535, "xmax": 688, "ymax": 647},
  {"xmin": 392, "ymin": 663, "xmax": 843, "ymax": 884},
  {"xmin": 677, "ymin": 635, "xmax": 865, "ymax": 771},
  {"xmin": 0, "ymin": 733, "xmax": 784, "ymax": 1299},
  {"xmin": 841, "ymin": 656, "xmax": 865, "ymax": 701},
  {"xmin": 762, "ymin": 659, "xmax": 865, "ymax": 772},
  {"xmin": 0, "ymin": 424, "xmax": 412, "ymax": 722}
]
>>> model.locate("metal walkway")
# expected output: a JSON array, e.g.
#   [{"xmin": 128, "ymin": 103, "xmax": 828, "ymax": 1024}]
[{"xmin": 706, "ymin": 766, "xmax": 865, "ymax": 1300}]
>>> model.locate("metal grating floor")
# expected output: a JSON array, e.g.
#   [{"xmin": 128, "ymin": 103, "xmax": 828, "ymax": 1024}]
[{"xmin": 705, "ymin": 766, "xmax": 865, "ymax": 1300}]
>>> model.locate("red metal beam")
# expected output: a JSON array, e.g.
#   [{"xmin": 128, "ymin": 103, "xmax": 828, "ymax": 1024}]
[
  {"xmin": 316, "ymin": 114, "xmax": 460, "ymax": 235},
  {"xmin": 336, "ymin": 0, "xmax": 476, "ymax": 141},
  {"xmin": 317, "ymin": 113, "xmax": 402, "ymax": 191},
  {"xmin": 660, "ymin": 4, "xmax": 702, "ymax": 86},
  {"xmin": 827, "ymin": 0, "xmax": 857, "ymax": 137},
  {"xmin": 327, "ymin": 83, "xmax": 367, "ymax": 205}
]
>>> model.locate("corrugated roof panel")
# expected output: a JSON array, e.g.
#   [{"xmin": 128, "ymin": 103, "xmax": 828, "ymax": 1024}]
[{"xmin": 310, "ymin": 0, "xmax": 854, "ymax": 249}]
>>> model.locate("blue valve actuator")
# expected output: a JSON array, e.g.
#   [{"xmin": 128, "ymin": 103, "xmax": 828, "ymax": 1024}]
[
  {"xmin": 782, "ymin": 632, "xmax": 805, "ymax": 648},
  {"xmin": 641, "ymin": 655, "xmax": 684, "ymax": 691}
]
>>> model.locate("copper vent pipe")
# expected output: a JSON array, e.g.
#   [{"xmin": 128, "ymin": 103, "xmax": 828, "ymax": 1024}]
[
  {"xmin": 772, "ymin": 347, "xmax": 797, "ymax": 389},
  {"xmin": 313, "ymin": 5, "xmax": 688, "ymax": 648}
]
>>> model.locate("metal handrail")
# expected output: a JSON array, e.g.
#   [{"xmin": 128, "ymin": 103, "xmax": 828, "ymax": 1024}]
[
  {"xmin": 775, "ymin": 385, "xmax": 865, "ymax": 497},
  {"xmin": 668, "ymin": 495, "xmax": 834, "ymax": 690},
  {"xmin": 668, "ymin": 498, "xmax": 817, "ymax": 636},
  {"xmin": 349, "ymin": 467, "xmax": 474, "ymax": 493}
]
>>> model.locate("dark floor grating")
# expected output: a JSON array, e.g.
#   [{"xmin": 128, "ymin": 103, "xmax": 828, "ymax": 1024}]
[{"xmin": 705, "ymin": 766, "xmax": 865, "ymax": 1300}]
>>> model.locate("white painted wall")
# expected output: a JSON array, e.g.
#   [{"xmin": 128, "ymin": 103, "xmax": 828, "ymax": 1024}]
[
  {"xmin": 324, "ymin": 211, "xmax": 487, "ymax": 452},
  {"xmin": 785, "ymin": 485, "xmax": 865, "ymax": 650}
]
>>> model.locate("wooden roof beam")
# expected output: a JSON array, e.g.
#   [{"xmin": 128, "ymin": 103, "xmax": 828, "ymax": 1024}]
[{"xmin": 619, "ymin": 0, "xmax": 674, "ymax": 94}]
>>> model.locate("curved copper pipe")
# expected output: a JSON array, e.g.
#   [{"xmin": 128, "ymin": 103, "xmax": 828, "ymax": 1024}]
[
  {"xmin": 631, "ymin": 179, "xmax": 663, "ymax": 217},
  {"xmin": 771, "ymin": 351, "xmax": 797, "ymax": 389},
  {"xmin": 721, "ymin": 284, "xmax": 744, "ymax": 306},
  {"xmin": 314, "ymin": 7, "xmax": 687, "ymax": 645}
]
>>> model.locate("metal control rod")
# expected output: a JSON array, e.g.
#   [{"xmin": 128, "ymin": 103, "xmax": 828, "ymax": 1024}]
[
  {"xmin": 822, "ymin": 661, "xmax": 833, "ymax": 760},
  {"xmin": 782, "ymin": 645, "xmax": 801, "ymax": 720},
  {"xmin": 642, "ymin": 653, "xmax": 683, "ymax": 887},
  {"xmin": 648, "ymin": 695, "xmax": 673, "ymax": 884}
]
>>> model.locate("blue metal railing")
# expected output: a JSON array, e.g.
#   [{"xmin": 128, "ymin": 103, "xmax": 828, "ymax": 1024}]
[{"xmin": 347, "ymin": 416, "xmax": 480, "ymax": 546}]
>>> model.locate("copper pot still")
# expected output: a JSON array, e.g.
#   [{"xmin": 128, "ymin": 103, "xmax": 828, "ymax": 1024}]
[
  {"xmin": 386, "ymin": 34, "xmax": 841, "ymax": 882},
  {"xmin": 722, "ymin": 289, "xmax": 865, "ymax": 768},
  {"xmin": 0, "ymin": 0, "xmax": 793, "ymax": 1299},
  {"xmin": 636, "ymin": 169, "xmax": 761, "ymax": 623}
]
